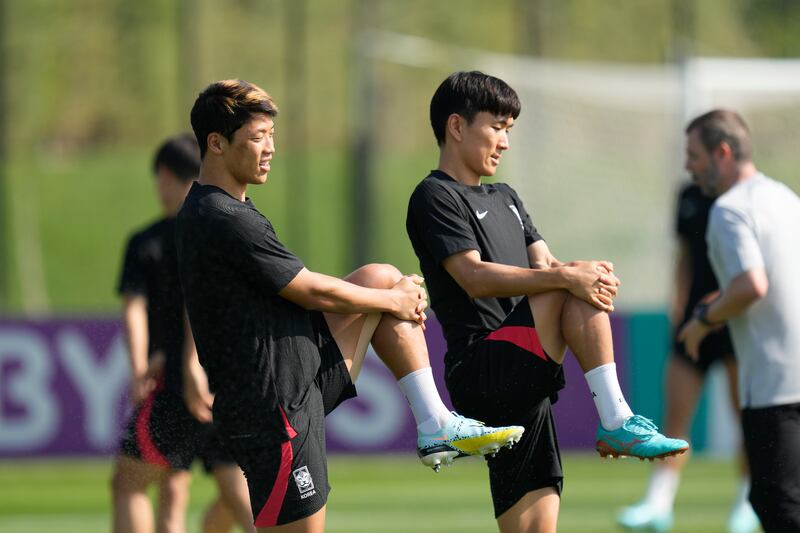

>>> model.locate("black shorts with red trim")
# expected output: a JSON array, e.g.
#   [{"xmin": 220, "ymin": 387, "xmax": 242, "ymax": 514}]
[
  {"xmin": 445, "ymin": 298, "xmax": 565, "ymax": 517},
  {"xmin": 119, "ymin": 386, "xmax": 216, "ymax": 470},
  {"xmin": 673, "ymin": 323, "xmax": 735, "ymax": 375},
  {"xmin": 223, "ymin": 311, "xmax": 356, "ymax": 528}
]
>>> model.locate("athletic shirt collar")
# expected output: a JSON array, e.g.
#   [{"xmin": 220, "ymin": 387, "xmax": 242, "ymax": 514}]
[{"xmin": 429, "ymin": 169, "xmax": 487, "ymax": 193}]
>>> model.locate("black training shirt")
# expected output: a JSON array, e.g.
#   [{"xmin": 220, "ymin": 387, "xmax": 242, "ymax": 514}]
[
  {"xmin": 406, "ymin": 170, "xmax": 542, "ymax": 363},
  {"xmin": 117, "ymin": 217, "xmax": 185, "ymax": 394},
  {"xmin": 675, "ymin": 183, "xmax": 720, "ymax": 323},
  {"xmin": 176, "ymin": 182, "xmax": 318, "ymax": 439}
]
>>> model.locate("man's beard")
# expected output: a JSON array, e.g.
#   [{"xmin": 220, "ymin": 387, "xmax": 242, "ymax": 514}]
[{"xmin": 696, "ymin": 160, "xmax": 722, "ymax": 197}]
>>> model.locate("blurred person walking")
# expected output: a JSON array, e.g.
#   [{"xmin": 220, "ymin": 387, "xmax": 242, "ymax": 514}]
[
  {"xmin": 679, "ymin": 109, "xmax": 800, "ymax": 533},
  {"xmin": 112, "ymin": 134, "xmax": 254, "ymax": 533},
  {"xmin": 617, "ymin": 183, "xmax": 759, "ymax": 532}
]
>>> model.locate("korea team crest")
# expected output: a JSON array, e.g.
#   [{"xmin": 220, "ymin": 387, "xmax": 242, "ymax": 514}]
[{"xmin": 293, "ymin": 466, "xmax": 315, "ymax": 496}]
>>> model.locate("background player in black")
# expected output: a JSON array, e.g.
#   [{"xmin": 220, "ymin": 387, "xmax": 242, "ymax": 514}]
[
  {"xmin": 406, "ymin": 71, "xmax": 688, "ymax": 532},
  {"xmin": 177, "ymin": 79, "xmax": 521, "ymax": 533},
  {"xmin": 617, "ymin": 185, "xmax": 759, "ymax": 531},
  {"xmin": 112, "ymin": 134, "xmax": 255, "ymax": 533}
]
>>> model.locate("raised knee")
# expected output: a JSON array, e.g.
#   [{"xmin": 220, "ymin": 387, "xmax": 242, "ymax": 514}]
[{"xmin": 355, "ymin": 263, "xmax": 403, "ymax": 288}]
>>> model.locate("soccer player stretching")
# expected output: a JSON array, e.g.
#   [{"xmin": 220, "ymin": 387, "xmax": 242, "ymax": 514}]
[
  {"xmin": 176, "ymin": 79, "xmax": 522, "ymax": 532},
  {"xmin": 406, "ymin": 71, "xmax": 688, "ymax": 532}
]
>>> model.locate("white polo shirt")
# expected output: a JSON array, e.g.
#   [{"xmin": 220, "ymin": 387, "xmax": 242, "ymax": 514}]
[{"xmin": 707, "ymin": 173, "xmax": 800, "ymax": 409}]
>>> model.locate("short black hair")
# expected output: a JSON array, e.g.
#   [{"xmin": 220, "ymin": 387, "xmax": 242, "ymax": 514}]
[
  {"xmin": 190, "ymin": 79, "xmax": 278, "ymax": 158},
  {"xmin": 152, "ymin": 133, "xmax": 201, "ymax": 182},
  {"xmin": 430, "ymin": 71, "xmax": 521, "ymax": 146},
  {"xmin": 685, "ymin": 109, "xmax": 752, "ymax": 162}
]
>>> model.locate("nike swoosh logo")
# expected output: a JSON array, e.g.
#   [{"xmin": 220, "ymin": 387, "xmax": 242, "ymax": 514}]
[{"xmin": 476, "ymin": 210, "xmax": 488, "ymax": 220}]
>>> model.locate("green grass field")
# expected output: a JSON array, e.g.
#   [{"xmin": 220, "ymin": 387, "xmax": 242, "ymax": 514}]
[{"xmin": 0, "ymin": 453, "xmax": 742, "ymax": 532}]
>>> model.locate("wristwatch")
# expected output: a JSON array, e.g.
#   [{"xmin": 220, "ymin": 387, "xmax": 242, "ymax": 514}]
[{"xmin": 693, "ymin": 302, "xmax": 717, "ymax": 326}]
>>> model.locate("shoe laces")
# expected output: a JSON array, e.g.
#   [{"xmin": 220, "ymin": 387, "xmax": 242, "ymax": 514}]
[
  {"xmin": 450, "ymin": 412, "xmax": 486, "ymax": 427},
  {"xmin": 624, "ymin": 415, "xmax": 658, "ymax": 435}
]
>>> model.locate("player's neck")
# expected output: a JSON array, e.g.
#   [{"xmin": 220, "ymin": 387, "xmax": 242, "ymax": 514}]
[
  {"xmin": 720, "ymin": 162, "xmax": 759, "ymax": 195},
  {"xmin": 198, "ymin": 163, "xmax": 247, "ymax": 202},
  {"xmin": 437, "ymin": 153, "xmax": 481, "ymax": 187},
  {"xmin": 736, "ymin": 162, "xmax": 759, "ymax": 184}
]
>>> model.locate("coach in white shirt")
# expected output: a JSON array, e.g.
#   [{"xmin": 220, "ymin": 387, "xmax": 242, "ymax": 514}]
[{"xmin": 679, "ymin": 109, "xmax": 800, "ymax": 533}]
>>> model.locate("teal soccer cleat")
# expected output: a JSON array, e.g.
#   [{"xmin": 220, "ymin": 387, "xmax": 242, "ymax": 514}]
[
  {"xmin": 617, "ymin": 501, "xmax": 673, "ymax": 531},
  {"xmin": 596, "ymin": 415, "xmax": 689, "ymax": 461},
  {"xmin": 417, "ymin": 413, "xmax": 524, "ymax": 472}
]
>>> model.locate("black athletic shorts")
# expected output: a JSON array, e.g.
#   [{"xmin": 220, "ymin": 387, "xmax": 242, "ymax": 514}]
[
  {"xmin": 224, "ymin": 311, "xmax": 357, "ymax": 528},
  {"xmin": 445, "ymin": 299, "xmax": 565, "ymax": 518},
  {"xmin": 119, "ymin": 385, "xmax": 221, "ymax": 470},
  {"xmin": 742, "ymin": 402, "xmax": 800, "ymax": 533},
  {"xmin": 673, "ymin": 322, "xmax": 734, "ymax": 375},
  {"xmin": 198, "ymin": 429, "xmax": 237, "ymax": 474}
]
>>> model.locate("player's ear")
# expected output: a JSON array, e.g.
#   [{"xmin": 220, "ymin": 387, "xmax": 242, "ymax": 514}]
[
  {"xmin": 714, "ymin": 141, "xmax": 733, "ymax": 161},
  {"xmin": 206, "ymin": 132, "xmax": 226, "ymax": 155},
  {"xmin": 446, "ymin": 113, "xmax": 464, "ymax": 142}
]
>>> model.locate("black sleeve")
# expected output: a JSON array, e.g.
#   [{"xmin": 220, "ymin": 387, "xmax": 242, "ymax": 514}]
[
  {"xmin": 228, "ymin": 214, "xmax": 305, "ymax": 296},
  {"xmin": 503, "ymin": 184, "xmax": 543, "ymax": 246},
  {"xmin": 117, "ymin": 233, "xmax": 148, "ymax": 296},
  {"xmin": 408, "ymin": 181, "xmax": 480, "ymax": 264}
]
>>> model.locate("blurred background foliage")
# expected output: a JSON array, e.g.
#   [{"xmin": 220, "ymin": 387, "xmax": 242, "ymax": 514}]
[{"xmin": 1, "ymin": 0, "xmax": 800, "ymax": 314}]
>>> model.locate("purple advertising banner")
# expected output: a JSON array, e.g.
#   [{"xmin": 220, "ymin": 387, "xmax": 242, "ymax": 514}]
[{"xmin": 0, "ymin": 316, "xmax": 628, "ymax": 457}]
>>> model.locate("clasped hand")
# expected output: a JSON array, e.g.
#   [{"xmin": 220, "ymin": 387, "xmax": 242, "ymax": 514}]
[{"xmin": 391, "ymin": 274, "xmax": 428, "ymax": 327}]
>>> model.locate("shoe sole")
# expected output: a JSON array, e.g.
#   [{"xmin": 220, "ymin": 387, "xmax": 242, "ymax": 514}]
[
  {"xmin": 595, "ymin": 440, "xmax": 689, "ymax": 461},
  {"xmin": 419, "ymin": 427, "xmax": 525, "ymax": 472}
]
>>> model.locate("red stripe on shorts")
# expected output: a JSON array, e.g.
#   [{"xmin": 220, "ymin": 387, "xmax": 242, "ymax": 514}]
[
  {"xmin": 254, "ymin": 406, "xmax": 298, "ymax": 527},
  {"xmin": 134, "ymin": 388, "xmax": 170, "ymax": 468},
  {"xmin": 485, "ymin": 326, "xmax": 547, "ymax": 361}
]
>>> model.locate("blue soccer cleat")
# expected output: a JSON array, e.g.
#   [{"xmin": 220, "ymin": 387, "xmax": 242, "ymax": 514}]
[
  {"xmin": 417, "ymin": 413, "xmax": 524, "ymax": 472},
  {"xmin": 596, "ymin": 415, "xmax": 689, "ymax": 461},
  {"xmin": 617, "ymin": 501, "xmax": 673, "ymax": 531}
]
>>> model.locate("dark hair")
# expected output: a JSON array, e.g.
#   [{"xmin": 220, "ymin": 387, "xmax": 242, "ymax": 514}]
[
  {"xmin": 152, "ymin": 133, "xmax": 200, "ymax": 182},
  {"xmin": 430, "ymin": 71, "xmax": 521, "ymax": 146},
  {"xmin": 685, "ymin": 109, "xmax": 752, "ymax": 162},
  {"xmin": 190, "ymin": 79, "xmax": 279, "ymax": 158}
]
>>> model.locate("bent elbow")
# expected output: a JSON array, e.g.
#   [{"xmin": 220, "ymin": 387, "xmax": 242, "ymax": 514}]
[
  {"xmin": 462, "ymin": 280, "xmax": 488, "ymax": 300},
  {"xmin": 464, "ymin": 287, "xmax": 482, "ymax": 300},
  {"xmin": 751, "ymin": 276, "xmax": 769, "ymax": 299}
]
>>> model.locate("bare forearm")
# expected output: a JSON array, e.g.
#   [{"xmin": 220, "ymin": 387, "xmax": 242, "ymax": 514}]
[
  {"xmin": 679, "ymin": 270, "xmax": 765, "ymax": 360},
  {"xmin": 287, "ymin": 272, "xmax": 397, "ymax": 314},
  {"xmin": 465, "ymin": 262, "xmax": 569, "ymax": 299},
  {"xmin": 703, "ymin": 269, "xmax": 767, "ymax": 324},
  {"xmin": 123, "ymin": 299, "xmax": 149, "ymax": 376},
  {"xmin": 446, "ymin": 249, "xmax": 617, "ymax": 311}
]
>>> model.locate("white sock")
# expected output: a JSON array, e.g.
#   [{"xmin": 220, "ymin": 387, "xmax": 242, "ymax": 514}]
[
  {"xmin": 734, "ymin": 477, "xmax": 751, "ymax": 509},
  {"xmin": 584, "ymin": 362, "xmax": 634, "ymax": 430},
  {"xmin": 644, "ymin": 467, "xmax": 680, "ymax": 513},
  {"xmin": 396, "ymin": 367, "xmax": 452, "ymax": 434}
]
